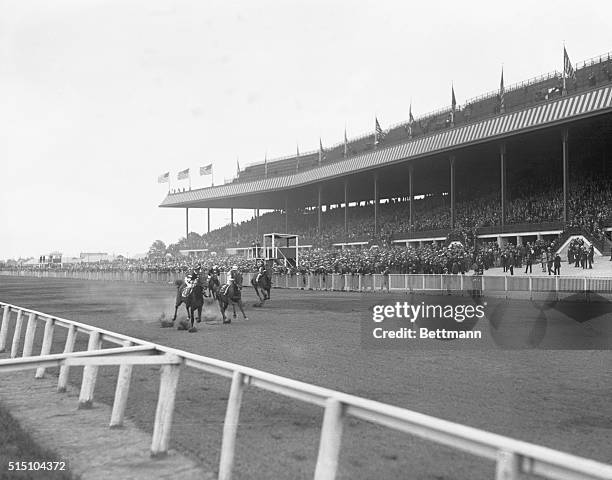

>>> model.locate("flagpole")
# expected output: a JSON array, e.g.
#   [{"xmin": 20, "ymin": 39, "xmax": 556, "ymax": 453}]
[{"xmin": 212, "ymin": 165, "xmax": 215, "ymax": 187}]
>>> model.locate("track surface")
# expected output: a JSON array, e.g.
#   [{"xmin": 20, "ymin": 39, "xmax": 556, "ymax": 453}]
[{"xmin": 0, "ymin": 276, "xmax": 611, "ymax": 480}]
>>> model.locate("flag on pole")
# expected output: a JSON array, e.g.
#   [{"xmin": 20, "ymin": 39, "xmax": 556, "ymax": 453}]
[
  {"xmin": 374, "ymin": 117, "xmax": 386, "ymax": 146},
  {"xmin": 499, "ymin": 68, "xmax": 505, "ymax": 112},
  {"xmin": 199, "ymin": 164, "xmax": 212, "ymax": 176},
  {"xmin": 236, "ymin": 158, "xmax": 240, "ymax": 174},
  {"xmin": 264, "ymin": 153, "xmax": 268, "ymax": 177},
  {"xmin": 408, "ymin": 103, "xmax": 415, "ymax": 137},
  {"xmin": 296, "ymin": 144, "xmax": 300, "ymax": 172},
  {"xmin": 177, "ymin": 168, "xmax": 190, "ymax": 180},
  {"xmin": 318, "ymin": 138, "xmax": 325, "ymax": 165},
  {"xmin": 157, "ymin": 172, "xmax": 169, "ymax": 184},
  {"xmin": 343, "ymin": 128, "xmax": 348, "ymax": 158},
  {"xmin": 449, "ymin": 86, "xmax": 457, "ymax": 127},
  {"xmin": 563, "ymin": 46, "xmax": 575, "ymax": 95},
  {"xmin": 563, "ymin": 46, "xmax": 576, "ymax": 80}
]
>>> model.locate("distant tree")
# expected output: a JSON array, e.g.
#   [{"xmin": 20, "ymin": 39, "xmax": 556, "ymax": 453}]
[{"xmin": 148, "ymin": 240, "xmax": 167, "ymax": 260}]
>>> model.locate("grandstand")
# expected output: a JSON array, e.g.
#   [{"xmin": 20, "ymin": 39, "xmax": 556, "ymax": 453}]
[{"xmin": 160, "ymin": 48, "xmax": 612, "ymax": 264}]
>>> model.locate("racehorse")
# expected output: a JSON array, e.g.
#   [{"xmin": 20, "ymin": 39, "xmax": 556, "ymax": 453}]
[
  {"xmin": 207, "ymin": 273, "xmax": 220, "ymax": 300},
  {"xmin": 251, "ymin": 272, "xmax": 272, "ymax": 306},
  {"xmin": 172, "ymin": 279, "xmax": 205, "ymax": 332},
  {"xmin": 215, "ymin": 275, "xmax": 248, "ymax": 324}
]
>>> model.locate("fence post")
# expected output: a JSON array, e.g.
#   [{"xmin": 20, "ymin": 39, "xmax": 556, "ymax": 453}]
[
  {"xmin": 481, "ymin": 275, "xmax": 486, "ymax": 293},
  {"xmin": 528, "ymin": 277, "xmax": 533, "ymax": 301},
  {"xmin": 314, "ymin": 398, "xmax": 345, "ymax": 480},
  {"xmin": 151, "ymin": 362, "xmax": 181, "ymax": 458},
  {"xmin": 358, "ymin": 274, "xmax": 362, "ymax": 292},
  {"xmin": 10, "ymin": 310, "xmax": 25, "ymax": 358},
  {"xmin": 109, "ymin": 340, "xmax": 134, "ymax": 429},
  {"xmin": 555, "ymin": 275, "xmax": 560, "ymax": 302},
  {"xmin": 495, "ymin": 450, "xmax": 520, "ymax": 480},
  {"xmin": 422, "ymin": 275, "xmax": 426, "ymax": 291},
  {"xmin": 0, "ymin": 305, "xmax": 10, "ymax": 353},
  {"xmin": 35, "ymin": 318, "xmax": 55, "ymax": 378},
  {"xmin": 218, "ymin": 371, "xmax": 247, "ymax": 480},
  {"xmin": 58, "ymin": 324, "xmax": 77, "ymax": 392},
  {"xmin": 22, "ymin": 313, "xmax": 38, "ymax": 357},
  {"xmin": 78, "ymin": 330, "xmax": 102, "ymax": 409}
]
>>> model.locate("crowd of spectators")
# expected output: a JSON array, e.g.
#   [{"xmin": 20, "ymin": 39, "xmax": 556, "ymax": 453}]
[{"xmin": 189, "ymin": 174, "xmax": 611, "ymax": 250}]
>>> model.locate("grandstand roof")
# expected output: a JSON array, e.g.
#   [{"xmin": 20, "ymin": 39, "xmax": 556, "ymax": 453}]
[{"xmin": 160, "ymin": 84, "xmax": 612, "ymax": 210}]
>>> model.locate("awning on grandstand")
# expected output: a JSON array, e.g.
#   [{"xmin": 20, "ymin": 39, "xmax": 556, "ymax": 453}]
[{"xmin": 159, "ymin": 85, "xmax": 612, "ymax": 210}]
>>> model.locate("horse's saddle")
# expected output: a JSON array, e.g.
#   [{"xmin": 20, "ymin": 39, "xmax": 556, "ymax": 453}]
[
  {"xmin": 182, "ymin": 280, "xmax": 196, "ymax": 298},
  {"xmin": 220, "ymin": 283, "xmax": 241, "ymax": 300},
  {"xmin": 220, "ymin": 283, "xmax": 230, "ymax": 297}
]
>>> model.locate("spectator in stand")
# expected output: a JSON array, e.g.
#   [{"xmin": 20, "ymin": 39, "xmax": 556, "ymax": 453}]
[{"xmin": 554, "ymin": 253, "xmax": 561, "ymax": 276}]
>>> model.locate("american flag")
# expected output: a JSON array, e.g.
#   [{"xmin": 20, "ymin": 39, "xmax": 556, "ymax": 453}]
[
  {"xmin": 318, "ymin": 138, "xmax": 326, "ymax": 164},
  {"xmin": 199, "ymin": 164, "xmax": 212, "ymax": 176},
  {"xmin": 374, "ymin": 117, "xmax": 386, "ymax": 145},
  {"xmin": 563, "ymin": 47, "xmax": 575, "ymax": 80},
  {"xmin": 157, "ymin": 172, "xmax": 169, "ymax": 183},
  {"xmin": 408, "ymin": 104, "xmax": 415, "ymax": 137},
  {"xmin": 343, "ymin": 128, "xmax": 348, "ymax": 158},
  {"xmin": 177, "ymin": 168, "xmax": 190, "ymax": 180},
  {"xmin": 499, "ymin": 68, "xmax": 505, "ymax": 112}
]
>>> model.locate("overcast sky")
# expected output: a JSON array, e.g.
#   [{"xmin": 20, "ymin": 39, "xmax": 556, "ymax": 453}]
[{"xmin": 1, "ymin": 0, "xmax": 611, "ymax": 259}]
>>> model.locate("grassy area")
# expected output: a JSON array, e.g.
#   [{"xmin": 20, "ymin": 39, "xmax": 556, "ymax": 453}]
[{"xmin": 0, "ymin": 402, "xmax": 78, "ymax": 480}]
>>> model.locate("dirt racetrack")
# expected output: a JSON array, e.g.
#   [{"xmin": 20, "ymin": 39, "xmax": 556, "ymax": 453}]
[{"xmin": 0, "ymin": 275, "xmax": 611, "ymax": 480}]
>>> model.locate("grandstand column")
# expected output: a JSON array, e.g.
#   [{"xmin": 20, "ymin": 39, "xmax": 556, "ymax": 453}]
[
  {"xmin": 185, "ymin": 208, "xmax": 189, "ymax": 238},
  {"xmin": 374, "ymin": 173, "xmax": 379, "ymax": 236},
  {"xmin": 230, "ymin": 208, "xmax": 234, "ymax": 241},
  {"xmin": 285, "ymin": 195, "xmax": 289, "ymax": 233},
  {"xmin": 449, "ymin": 156, "xmax": 456, "ymax": 229},
  {"xmin": 207, "ymin": 208, "xmax": 210, "ymax": 234},
  {"xmin": 500, "ymin": 143, "xmax": 507, "ymax": 228},
  {"xmin": 344, "ymin": 180, "xmax": 348, "ymax": 236},
  {"xmin": 562, "ymin": 128, "xmax": 569, "ymax": 224},
  {"xmin": 408, "ymin": 165, "xmax": 414, "ymax": 231},
  {"xmin": 317, "ymin": 185, "xmax": 322, "ymax": 234},
  {"xmin": 256, "ymin": 208, "xmax": 260, "ymax": 238}
]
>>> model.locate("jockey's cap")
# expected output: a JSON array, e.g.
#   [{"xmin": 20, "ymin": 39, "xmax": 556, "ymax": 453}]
[{"xmin": 232, "ymin": 265, "xmax": 238, "ymax": 271}]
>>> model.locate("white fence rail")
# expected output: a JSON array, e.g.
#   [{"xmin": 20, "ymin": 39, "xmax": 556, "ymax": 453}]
[
  {"xmin": 3, "ymin": 270, "xmax": 612, "ymax": 297},
  {"xmin": 0, "ymin": 302, "xmax": 612, "ymax": 480}
]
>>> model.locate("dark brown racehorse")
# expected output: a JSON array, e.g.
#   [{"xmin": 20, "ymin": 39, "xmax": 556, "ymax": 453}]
[
  {"xmin": 251, "ymin": 272, "xmax": 272, "ymax": 306},
  {"xmin": 216, "ymin": 274, "xmax": 248, "ymax": 324},
  {"xmin": 207, "ymin": 273, "xmax": 220, "ymax": 300},
  {"xmin": 172, "ymin": 279, "xmax": 205, "ymax": 332}
]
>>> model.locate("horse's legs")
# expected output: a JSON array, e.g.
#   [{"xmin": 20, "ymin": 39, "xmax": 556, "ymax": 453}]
[
  {"xmin": 218, "ymin": 299, "xmax": 229, "ymax": 324},
  {"xmin": 237, "ymin": 300, "xmax": 248, "ymax": 320},
  {"xmin": 253, "ymin": 284, "xmax": 262, "ymax": 301},
  {"xmin": 232, "ymin": 303, "xmax": 237, "ymax": 319},
  {"xmin": 172, "ymin": 302, "xmax": 180, "ymax": 322},
  {"xmin": 196, "ymin": 306, "xmax": 202, "ymax": 323}
]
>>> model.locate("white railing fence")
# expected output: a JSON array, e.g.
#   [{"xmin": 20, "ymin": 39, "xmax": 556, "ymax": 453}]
[
  {"xmin": 0, "ymin": 302, "xmax": 611, "ymax": 480},
  {"xmin": 2, "ymin": 270, "xmax": 612, "ymax": 297}
]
